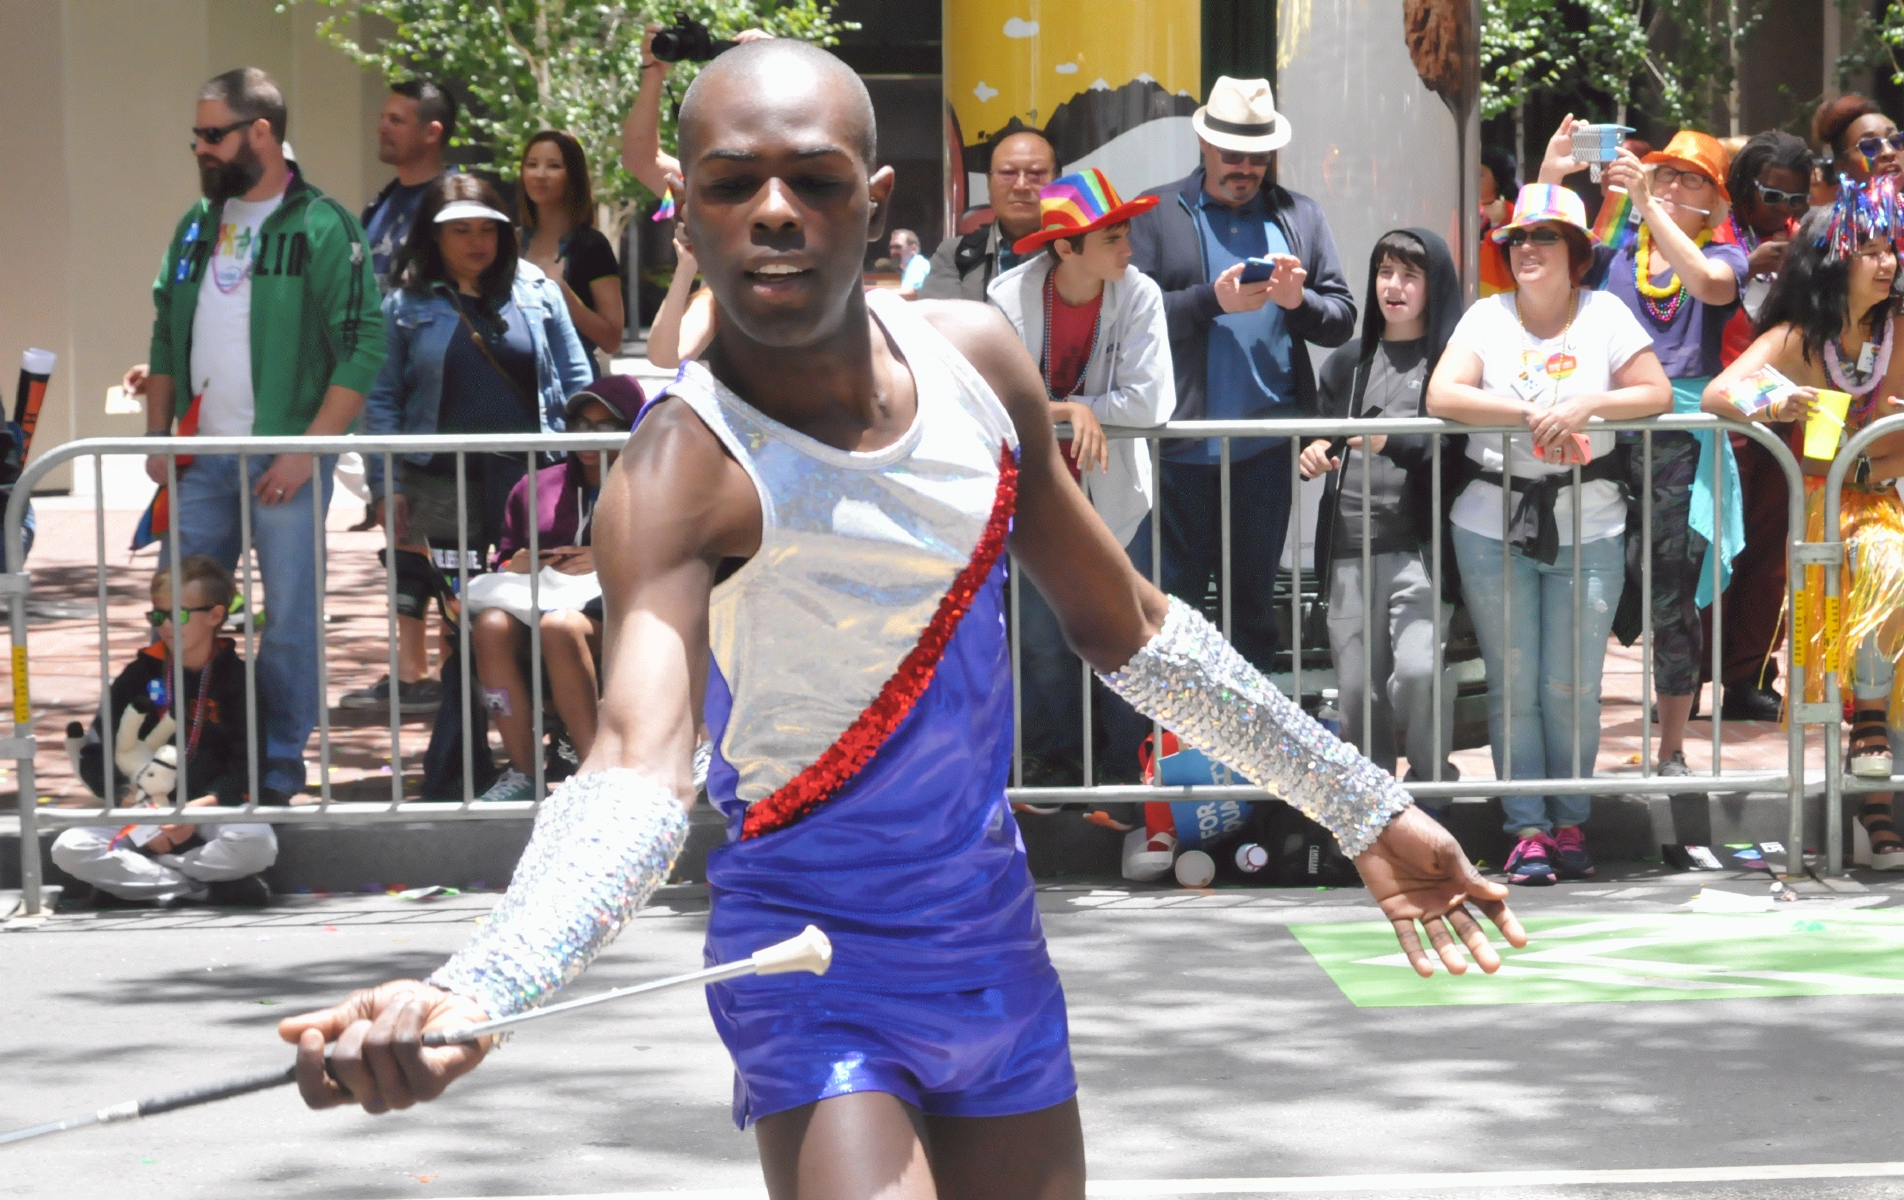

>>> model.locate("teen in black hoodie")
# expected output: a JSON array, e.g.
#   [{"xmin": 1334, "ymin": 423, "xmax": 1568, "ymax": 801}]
[{"xmin": 1299, "ymin": 228, "xmax": 1464, "ymax": 786}]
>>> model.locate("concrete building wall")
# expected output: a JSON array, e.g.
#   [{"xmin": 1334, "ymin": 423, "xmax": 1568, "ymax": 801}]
[{"xmin": 0, "ymin": 0, "xmax": 380, "ymax": 495}]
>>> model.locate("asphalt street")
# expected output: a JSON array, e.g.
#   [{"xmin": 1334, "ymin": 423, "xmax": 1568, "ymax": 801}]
[{"xmin": 4, "ymin": 868, "xmax": 1904, "ymax": 1200}]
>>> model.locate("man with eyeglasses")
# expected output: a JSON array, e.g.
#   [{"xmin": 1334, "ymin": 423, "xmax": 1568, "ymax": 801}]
[
  {"xmin": 1127, "ymin": 75, "xmax": 1356, "ymax": 674},
  {"xmin": 144, "ymin": 66, "xmax": 385, "ymax": 806},
  {"xmin": 919, "ymin": 130, "xmax": 1059, "ymax": 301}
]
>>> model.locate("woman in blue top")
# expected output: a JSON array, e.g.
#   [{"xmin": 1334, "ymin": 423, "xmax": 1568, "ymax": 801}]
[
  {"xmin": 1542, "ymin": 123, "xmax": 1749, "ymax": 777},
  {"xmin": 354, "ymin": 174, "xmax": 592, "ymax": 778}
]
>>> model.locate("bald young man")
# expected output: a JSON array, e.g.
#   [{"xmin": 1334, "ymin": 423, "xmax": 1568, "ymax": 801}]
[{"xmin": 280, "ymin": 41, "xmax": 1523, "ymax": 1200}]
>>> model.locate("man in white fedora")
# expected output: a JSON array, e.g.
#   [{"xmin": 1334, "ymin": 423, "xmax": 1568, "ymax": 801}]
[{"xmin": 1129, "ymin": 75, "xmax": 1354, "ymax": 676}]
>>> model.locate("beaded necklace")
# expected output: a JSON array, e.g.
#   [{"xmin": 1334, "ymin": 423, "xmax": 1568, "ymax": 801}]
[
  {"xmin": 1041, "ymin": 271, "xmax": 1103, "ymax": 400},
  {"xmin": 1514, "ymin": 286, "xmax": 1578, "ymax": 400},
  {"xmin": 1633, "ymin": 223, "xmax": 1713, "ymax": 324},
  {"xmin": 1826, "ymin": 319, "xmax": 1895, "ymax": 424}
]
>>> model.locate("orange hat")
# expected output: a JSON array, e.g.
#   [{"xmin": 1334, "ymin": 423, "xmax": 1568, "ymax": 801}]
[{"xmin": 1643, "ymin": 130, "xmax": 1732, "ymax": 202}]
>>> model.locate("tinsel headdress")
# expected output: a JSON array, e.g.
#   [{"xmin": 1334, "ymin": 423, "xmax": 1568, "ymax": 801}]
[{"xmin": 1820, "ymin": 174, "xmax": 1904, "ymax": 262}]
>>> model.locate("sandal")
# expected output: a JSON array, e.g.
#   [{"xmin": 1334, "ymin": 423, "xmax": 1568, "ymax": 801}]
[
  {"xmin": 1849, "ymin": 709, "xmax": 1894, "ymax": 779},
  {"xmin": 1856, "ymin": 801, "xmax": 1904, "ymax": 870}
]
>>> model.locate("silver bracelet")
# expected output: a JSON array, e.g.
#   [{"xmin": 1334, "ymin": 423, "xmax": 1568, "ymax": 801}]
[
  {"xmin": 1097, "ymin": 597, "xmax": 1412, "ymax": 857},
  {"xmin": 429, "ymin": 768, "xmax": 690, "ymax": 1020}
]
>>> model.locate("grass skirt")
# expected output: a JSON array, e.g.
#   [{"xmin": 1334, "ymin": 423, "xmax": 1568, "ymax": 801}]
[{"xmin": 1801, "ymin": 477, "xmax": 1904, "ymax": 726}]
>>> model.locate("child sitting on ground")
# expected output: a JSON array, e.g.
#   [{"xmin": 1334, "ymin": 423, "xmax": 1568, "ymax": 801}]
[{"xmin": 53, "ymin": 556, "xmax": 274, "ymax": 907}]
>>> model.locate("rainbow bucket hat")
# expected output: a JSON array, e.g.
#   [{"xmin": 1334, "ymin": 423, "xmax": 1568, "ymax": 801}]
[
  {"xmin": 1012, "ymin": 167, "xmax": 1160, "ymax": 255},
  {"xmin": 1488, "ymin": 182, "xmax": 1591, "ymax": 244}
]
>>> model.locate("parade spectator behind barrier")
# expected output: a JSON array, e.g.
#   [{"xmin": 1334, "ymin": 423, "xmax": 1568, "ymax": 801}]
[
  {"xmin": 1543, "ymin": 123, "xmax": 1748, "ymax": 775},
  {"xmin": 355, "ymin": 175, "xmax": 593, "ymax": 744},
  {"xmin": 920, "ymin": 129, "xmax": 1059, "ymax": 301},
  {"xmin": 1128, "ymin": 75, "xmax": 1356, "ymax": 673},
  {"xmin": 648, "ymin": 231, "xmax": 717, "ymax": 370},
  {"xmin": 363, "ymin": 79, "xmax": 459, "ymax": 292},
  {"xmin": 56, "ymin": 558, "xmax": 274, "ymax": 908},
  {"xmin": 1814, "ymin": 94, "xmax": 1901, "ymax": 189},
  {"xmin": 988, "ymin": 168, "xmax": 1175, "ymax": 784},
  {"xmin": 1479, "ymin": 147, "xmax": 1520, "ymax": 297},
  {"xmin": 1703, "ymin": 189, "xmax": 1904, "ymax": 868},
  {"xmin": 1300, "ymin": 229, "xmax": 1463, "ymax": 791},
  {"xmin": 891, "ymin": 228, "xmax": 930, "ymax": 299},
  {"xmin": 143, "ymin": 66, "xmax": 385, "ymax": 807},
  {"xmin": 518, "ymin": 130, "xmax": 626, "ymax": 359},
  {"xmin": 1702, "ymin": 130, "xmax": 1817, "ymax": 722},
  {"xmin": 1426, "ymin": 183, "xmax": 1671, "ymax": 886},
  {"xmin": 468, "ymin": 378, "xmax": 642, "ymax": 803}
]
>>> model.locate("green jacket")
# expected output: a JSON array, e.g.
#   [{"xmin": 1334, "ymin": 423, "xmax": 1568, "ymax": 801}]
[{"xmin": 148, "ymin": 173, "xmax": 385, "ymax": 437}]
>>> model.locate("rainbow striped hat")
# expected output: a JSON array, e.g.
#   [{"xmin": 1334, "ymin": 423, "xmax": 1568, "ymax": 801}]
[{"xmin": 1012, "ymin": 167, "xmax": 1160, "ymax": 255}]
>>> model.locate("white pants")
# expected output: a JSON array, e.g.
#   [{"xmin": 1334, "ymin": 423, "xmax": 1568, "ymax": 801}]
[{"xmin": 50, "ymin": 823, "xmax": 278, "ymax": 901}]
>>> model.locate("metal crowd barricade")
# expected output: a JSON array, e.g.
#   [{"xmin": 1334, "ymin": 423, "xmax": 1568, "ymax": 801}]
[
  {"xmin": 1006, "ymin": 413, "xmax": 1812, "ymax": 864},
  {"xmin": 5, "ymin": 433, "xmax": 628, "ymax": 916},
  {"xmin": 1, "ymin": 415, "xmax": 1818, "ymax": 917},
  {"xmin": 1818, "ymin": 411, "xmax": 1904, "ymax": 875}
]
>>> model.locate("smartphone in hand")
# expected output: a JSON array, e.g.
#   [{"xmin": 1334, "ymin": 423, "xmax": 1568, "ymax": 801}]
[{"xmin": 1239, "ymin": 257, "xmax": 1276, "ymax": 285}]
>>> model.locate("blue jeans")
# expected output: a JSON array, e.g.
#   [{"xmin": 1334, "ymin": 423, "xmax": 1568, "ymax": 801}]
[
  {"xmin": 1158, "ymin": 445, "xmax": 1292, "ymax": 673},
  {"xmin": 169, "ymin": 453, "xmax": 336, "ymax": 796},
  {"xmin": 1451, "ymin": 525, "xmax": 1624, "ymax": 834},
  {"xmin": 1018, "ymin": 518, "xmax": 1153, "ymax": 780}
]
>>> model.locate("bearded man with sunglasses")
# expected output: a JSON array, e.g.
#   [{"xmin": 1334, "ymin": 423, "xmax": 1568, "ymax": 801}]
[
  {"xmin": 1128, "ymin": 76, "xmax": 1356, "ymax": 675},
  {"xmin": 144, "ymin": 66, "xmax": 385, "ymax": 806}
]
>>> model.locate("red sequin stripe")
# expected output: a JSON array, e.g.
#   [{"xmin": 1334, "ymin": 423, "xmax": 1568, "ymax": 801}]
[{"xmin": 741, "ymin": 443, "xmax": 1019, "ymax": 840}]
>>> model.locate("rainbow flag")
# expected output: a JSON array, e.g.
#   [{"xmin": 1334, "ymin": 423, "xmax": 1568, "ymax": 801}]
[
  {"xmin": 652, "ymin": 186, "xmax": 676, "ymax": 222},
  {"xmin": 1592, "ymin": 188, "xmax": 1637, "ymax": 250}
]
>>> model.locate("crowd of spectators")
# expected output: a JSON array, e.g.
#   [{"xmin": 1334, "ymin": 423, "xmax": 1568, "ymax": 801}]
[{"xmin": 59, "ymin": 38, "xmax": 1904, "ymax": 905}]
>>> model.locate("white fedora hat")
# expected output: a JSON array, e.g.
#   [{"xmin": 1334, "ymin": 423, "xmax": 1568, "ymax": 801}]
[{"xmin": 1191, "ymin": 76, "xmax": 1291, "ymax": 153}]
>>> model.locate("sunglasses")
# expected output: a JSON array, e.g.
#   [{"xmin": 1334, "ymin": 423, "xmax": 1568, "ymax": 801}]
[
  {"xmin": 1503, "ymin": 228, "xmax": 1566, "ymax": 248},
  {"xmin": 1217, "ymin": 150, "xmax": 1272, "ymax": 167},
  {"xmin": 147, "ymin": 603, "xmax": 223, "ymax": 628},
  {"xmin": 1755, "ymin": 180, "xmax": 1810, "ymax": 209},
  {"xmin": 1857, "ymin": 133, "xmax": 1904, "ymax": 162},
  {"xmin": 1652, "ymin": 165, "xmax": 1712, "ymax": 192},
  {"xmin": 189, "ymin": 120, "xmax": 252, "ymax": 148}
]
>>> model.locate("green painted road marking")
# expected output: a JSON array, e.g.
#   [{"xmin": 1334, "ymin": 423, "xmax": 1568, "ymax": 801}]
[{"xmin": 1290, "ymin": 910, "xmax": 1904, "ymax": 1007}]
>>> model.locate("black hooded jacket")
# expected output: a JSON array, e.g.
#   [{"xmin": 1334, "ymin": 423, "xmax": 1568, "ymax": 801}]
[{"xmin": 1310, "ymin": 227, "xmax": 1467, "ymax": 600}]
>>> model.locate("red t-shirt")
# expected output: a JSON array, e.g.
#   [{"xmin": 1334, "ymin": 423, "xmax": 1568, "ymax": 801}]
[{"xmin": 1046, "ymin": 287, "xmax": 1103, "ymax": 482}]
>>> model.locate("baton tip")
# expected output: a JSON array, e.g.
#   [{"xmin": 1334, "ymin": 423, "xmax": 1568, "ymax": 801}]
[{"xmin": 751, "ymin": 925, "xmax": 832, "ymax": 977}]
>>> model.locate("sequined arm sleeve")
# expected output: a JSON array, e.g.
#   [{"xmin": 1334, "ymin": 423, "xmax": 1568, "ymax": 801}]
[
  {"xmin": 1098, "ymin": 597, "xmax": 1412, "ymax": 857},
  {"xmin": 427, "ymin": 768, "xmax": 691, "ymax": 1020}
]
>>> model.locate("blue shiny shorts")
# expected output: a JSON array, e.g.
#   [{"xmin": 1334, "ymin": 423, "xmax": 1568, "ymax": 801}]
[{"xmin": 707, "ymin": 959, "xmax": 1077, "ymax": 1128}]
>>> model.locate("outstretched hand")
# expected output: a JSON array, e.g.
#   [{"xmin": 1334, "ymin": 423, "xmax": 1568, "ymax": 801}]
[
  {"xmin": 278, "ymin": 980, "xmax": 491, "ymax": 1114},
  {"xmin": 1355, "ymin": 805, "xmax": 1528, "ymax": 977}
]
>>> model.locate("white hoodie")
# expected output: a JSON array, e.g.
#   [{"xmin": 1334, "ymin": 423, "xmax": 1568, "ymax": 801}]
[{"xmin": 986, "ymin": 256, "xmax": 1176, "ymax": 546}]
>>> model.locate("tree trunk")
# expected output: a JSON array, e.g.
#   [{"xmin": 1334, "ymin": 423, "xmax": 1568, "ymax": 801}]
[{"xmin": 1515, "ymin": 98, "xmax": 1526, "ymax": 177}]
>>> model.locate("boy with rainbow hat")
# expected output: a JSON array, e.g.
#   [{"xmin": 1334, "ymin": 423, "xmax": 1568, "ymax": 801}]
[{"xmin": 989, "ymin": 167, "xmax": 1175, "ymax": 791}]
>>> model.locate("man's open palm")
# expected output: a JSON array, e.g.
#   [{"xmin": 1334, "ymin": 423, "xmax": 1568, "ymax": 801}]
[{"xmin": 1355, "ymin": 805, "xmax": 1528, "ymax": 977}]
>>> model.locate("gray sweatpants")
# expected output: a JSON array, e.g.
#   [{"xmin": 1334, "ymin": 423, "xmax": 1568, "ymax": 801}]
[
  {"xmin": 1326, "ymin": 550, "xmax": 1457, "ymax": 779},
  {"xmin": 50, "ymin": 823, "xmax": 277, "ymax": 902}
]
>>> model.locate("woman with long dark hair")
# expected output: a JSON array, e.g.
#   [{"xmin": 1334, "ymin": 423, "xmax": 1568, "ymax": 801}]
[
  {"xmin": 518, "ymin": 130, "xmax": 625, "ymax": 358},
  {"xmin": 1705, "ymin": 183, "xmax": 1904, "ymax": 866},
  {"xmin": 357, "ymin": 173, "xmax": 592, "ymax": 797}
]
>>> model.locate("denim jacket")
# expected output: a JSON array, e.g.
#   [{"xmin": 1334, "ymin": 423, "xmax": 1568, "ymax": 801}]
[{"xmin": 363, "ymin": 261, "xmax": 592, "ymax": 499}]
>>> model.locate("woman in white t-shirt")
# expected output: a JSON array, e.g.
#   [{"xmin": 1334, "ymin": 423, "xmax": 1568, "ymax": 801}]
[{"xmin": 1426, "ymin": 184, "xmax": 1671, "ymax": 887}]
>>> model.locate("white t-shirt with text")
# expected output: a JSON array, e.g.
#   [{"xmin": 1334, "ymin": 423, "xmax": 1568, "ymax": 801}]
[
  {"xmin": 190, "ymin": 193, "xmax": 285, "ymax": 437},
  {"xmin": 1446, "ymin": 289, "xmax": 1654, "ymax": 545}
]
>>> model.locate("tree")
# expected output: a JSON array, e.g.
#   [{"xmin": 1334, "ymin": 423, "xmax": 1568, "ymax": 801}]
[
  {"xmin": 1479, "ymin": 0, "xmax": 1574, "ymax": 163},
  {"xmin": 1838, "ymin": 0, "xmax": 1904, "ymax": 89},
  {"xmin": 286, "ymin": 0, "xmax": 850, "ymax": 241}
]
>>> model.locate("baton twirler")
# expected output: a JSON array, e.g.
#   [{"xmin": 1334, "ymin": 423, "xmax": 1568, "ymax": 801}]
[{"xmin": 0, "ymin": 926, "xmax": 831, "ymax": 1147}]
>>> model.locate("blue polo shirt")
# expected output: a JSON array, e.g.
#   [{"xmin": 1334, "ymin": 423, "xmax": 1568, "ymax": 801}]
[{"xmin": 1173, "ymin": 188, "xmax": 1297, "ymax": 463}]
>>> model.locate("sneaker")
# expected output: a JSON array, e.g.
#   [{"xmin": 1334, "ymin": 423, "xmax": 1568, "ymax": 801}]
[
  {"xmin": 475, "ymin": 767, "xmax": 536, "ymax": 804},
  {"xmin": 1658, "ymin": 751, "xmax": 1692, "ymax": 777},
  {"xmin": 1503, "ymin": 833, "xmax": 1557, "ymax": 886},
  {"xmin": 339, "ymin": 675, "xmax": 442, "ymax": 714},
  {"xmin": 1552, "ymin": 825, "xmax": 1594, "ymax": 879},
  {"xmin": 205, "ymin": 874, "xmax": 271, "ymax": 908}
]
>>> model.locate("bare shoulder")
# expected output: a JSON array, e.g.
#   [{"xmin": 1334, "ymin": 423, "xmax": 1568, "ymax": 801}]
[
  {"xmin": 601, "ymin": 395, "xmax": 759, "ymax": 564},
  {"xmin": 913, "ymin": 298, "xmax": 1045, "ymax": 416}
]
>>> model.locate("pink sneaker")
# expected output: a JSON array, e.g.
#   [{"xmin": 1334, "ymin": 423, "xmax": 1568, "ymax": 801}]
[
  {"xmin": 1552, "ymin": 825, "xmax": 1594, "ymax": 879},
  {"xmin": 1503, "ymin": 833, "xmax": 1557, "ymax": 886}
]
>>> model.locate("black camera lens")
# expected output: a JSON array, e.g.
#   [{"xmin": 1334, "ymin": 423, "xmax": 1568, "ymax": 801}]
[{"xmin": 650, "ymin": 14, "xmax": 733, "ymax": 63}]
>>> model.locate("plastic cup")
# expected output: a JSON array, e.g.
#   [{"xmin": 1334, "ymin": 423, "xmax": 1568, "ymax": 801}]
[
  {"xmin": 1804, "ymin": 389, "xmax": 1852, "ymax": 461},
  {"xmin": 1174, "ymin": 850, "xmax": 1216, "ymax": 888}
]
